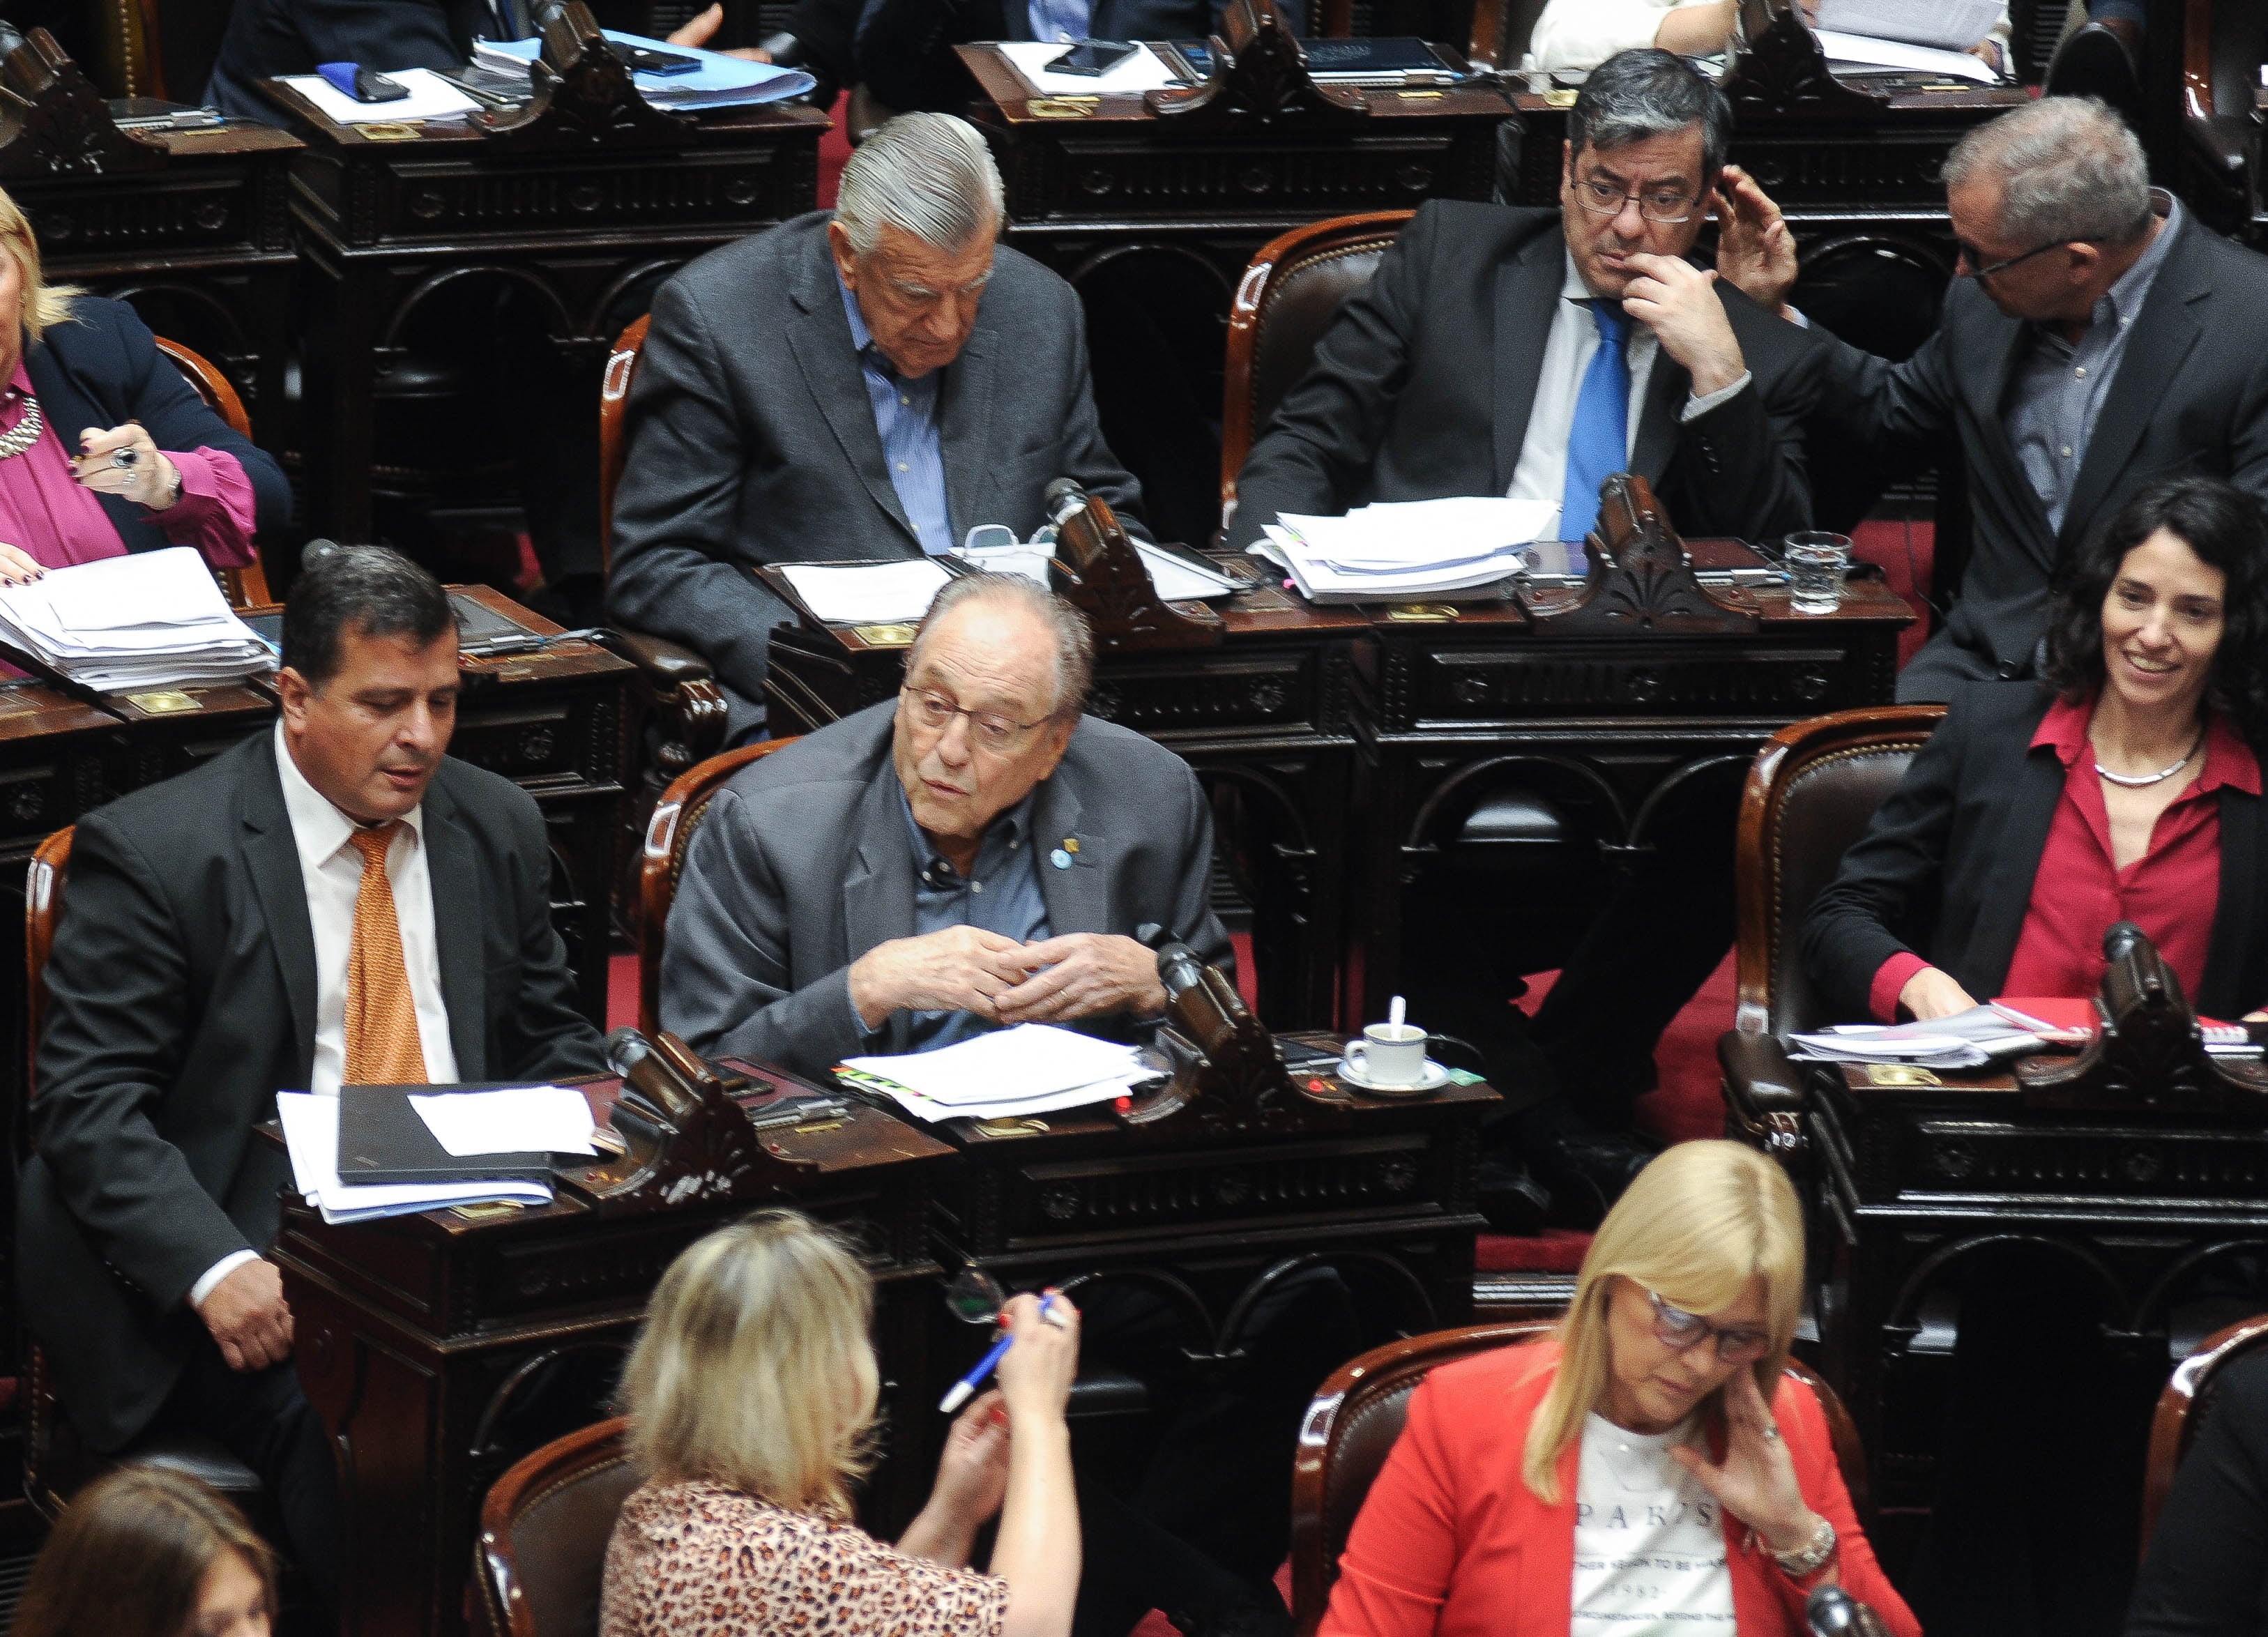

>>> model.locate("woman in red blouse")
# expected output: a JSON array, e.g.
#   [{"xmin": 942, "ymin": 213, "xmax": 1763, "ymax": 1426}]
[
  {"xmin": 1804, "ymin": 473, "xmax": 2268, "ymax": 1026},
  {"xmin": 1321, "ymin": 1141, "xmax": 1915, "ymax": 1637}
]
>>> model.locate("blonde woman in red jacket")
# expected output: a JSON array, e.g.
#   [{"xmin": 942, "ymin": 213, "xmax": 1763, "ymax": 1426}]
[{"xmin": 1322, "ymin": 1141, "xmax": 1917, "ymax": 1637}]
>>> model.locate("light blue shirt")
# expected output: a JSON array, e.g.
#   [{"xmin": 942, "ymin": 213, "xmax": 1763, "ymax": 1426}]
[
  {"xmin": 1028, "ymin": 0, "xmax": 1094, "ymax": 40},
  {"xmin": 838, "ymin": 277, "xmax": 952, "ymax": 556}
]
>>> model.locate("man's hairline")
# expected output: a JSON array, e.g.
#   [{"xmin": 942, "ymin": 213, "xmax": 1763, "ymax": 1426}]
[{"xmin": 905, "ymin": 610, "xmax": 1073, "ymax": 720}]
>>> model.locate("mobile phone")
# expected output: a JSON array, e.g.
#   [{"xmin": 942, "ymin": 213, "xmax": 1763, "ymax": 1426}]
[
  {"xmin": 319, "ymin": 62, "xmax": 410, "ymax": 102},
  {"xmin": 620, "ymin": 42, "xmax": 702, "ymax": 74},
  {"xmin": 1045, "ymin": 39, "xmax": 1138, "ymax": 75}
]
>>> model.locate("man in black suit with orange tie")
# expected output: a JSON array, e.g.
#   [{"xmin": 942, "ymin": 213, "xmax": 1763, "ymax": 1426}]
[{"xmin": 18, "ymin": 548, "xmax": 606, "ymax": 1624}]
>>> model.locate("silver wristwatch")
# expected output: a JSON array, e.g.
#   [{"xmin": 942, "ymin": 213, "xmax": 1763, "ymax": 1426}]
[{"xmin": 1772, "ymin": 1516, "xmax": 1838, "ymax": 1578}]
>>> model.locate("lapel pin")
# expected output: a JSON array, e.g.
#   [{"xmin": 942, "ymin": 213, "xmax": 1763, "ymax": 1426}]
[
  {"xmin": 1049, "ymin": 848, "xmax": 1073, "ymax": 870},
  {"xmin": 1063, "ymin": 837, "xmax": 1079, "ymax": 853}
]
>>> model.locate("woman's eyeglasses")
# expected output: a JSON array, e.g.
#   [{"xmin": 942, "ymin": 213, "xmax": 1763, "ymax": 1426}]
[{"xmin": 1646, "ymin": 1288, "xmax": 1771, "ymax": 1365}]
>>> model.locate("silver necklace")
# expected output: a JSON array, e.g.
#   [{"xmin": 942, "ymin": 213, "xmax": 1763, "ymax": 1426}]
[
  {"xmin": 0, "ymin": 392, "xmax": 42, "ymax": 459},
  {"xmin": 2094, "ymin": 725, "xmax": 2205, "ymax": 788}
]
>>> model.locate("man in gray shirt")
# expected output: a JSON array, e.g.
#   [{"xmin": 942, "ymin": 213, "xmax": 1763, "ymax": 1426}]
[{"xmin": 1724, "ymin": 96, "xmax": 2268, "ymax": 700}]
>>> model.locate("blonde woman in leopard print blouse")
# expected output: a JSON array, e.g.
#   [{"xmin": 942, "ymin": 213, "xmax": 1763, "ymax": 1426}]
[{"xmin": 600, "ymin": 1210, "xmax": 1083, "ymax": 1637}]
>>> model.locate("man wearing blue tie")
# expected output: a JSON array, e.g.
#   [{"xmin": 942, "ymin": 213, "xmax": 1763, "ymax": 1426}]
[{"xmin": 1228, "ymin": 50, "xmax": 1825, "ymax": 1230}]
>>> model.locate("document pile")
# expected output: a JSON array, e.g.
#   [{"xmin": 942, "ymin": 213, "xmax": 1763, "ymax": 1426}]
[
  {"xmin": 277, "ymin": 1092, "xmax": 558, "ymax": 1226},
  {"xmin": 1252, "ymin": 496, "xmax": 1553, "ymax": 602},
  {"xmin": 953, "ymin": 538, "xmax": 1241, "ymax": 602},
  {"xmin": 1811, "ymin": 0, "xmax": 2004, "ymax": 83},
  {"xmin": 778, "ymin": 558, "xmax": 954, "ymax": 624},
  {"xmin": 475, "ymin": 33, "xmax": 816, "ymax": 108},
  {"xmin": 0, "ymin": 547, "xmax": 273, "ymax": 692},
  {"xmin": 837, "ymin": 1024, "xmax": 1163, "ymax": 1122},
  {"xmin": 1790, "ymin": 1003, "xmax": 2060, "ymax": 1072}
]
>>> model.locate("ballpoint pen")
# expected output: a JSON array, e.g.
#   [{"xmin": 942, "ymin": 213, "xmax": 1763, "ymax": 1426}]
[{"xmin": 939, "ymin": 1290, "xmax": 1058, "ymax": 1413}]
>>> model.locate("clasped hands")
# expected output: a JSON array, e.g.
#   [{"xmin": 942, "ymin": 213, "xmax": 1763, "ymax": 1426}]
[
  {"xmin": 0, "ymin": 423, "xmax": 183, "ymax": 587},
  {"xmin": 849, "ymin": 925, "xmax": 1165, "ymax": 1033}
]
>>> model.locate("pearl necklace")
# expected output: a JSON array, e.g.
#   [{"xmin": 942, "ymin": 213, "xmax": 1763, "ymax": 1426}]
[
  {"xmin": 0, "ymin": 392, "xmax": 43, "ymax": 460},
  {"xmin": 2094, "ymin": 725, "xmax": 2205, "ymax": 788}
]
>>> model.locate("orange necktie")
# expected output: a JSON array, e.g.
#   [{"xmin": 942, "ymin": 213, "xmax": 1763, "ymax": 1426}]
[{"xmin": 344, "ymin": 823, "xmax": 428, "ymax": 1086}]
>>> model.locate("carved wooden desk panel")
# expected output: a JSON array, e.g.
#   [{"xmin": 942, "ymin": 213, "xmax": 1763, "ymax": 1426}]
[
  {"xmin": 258, "ymin": 78, "xmax": 828, "ymax": 540},
  {"xmin": 758, "ymin": 561, "xmax": 1372, "ymax": 1028},
  {"xmin": 273, "ymin": 1071, "xmax": 952, "ymax": 1637}
]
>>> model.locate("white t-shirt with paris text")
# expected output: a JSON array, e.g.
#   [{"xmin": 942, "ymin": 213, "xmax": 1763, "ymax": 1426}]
[{"xmin": 1569, "ymin": 1412, "xmax": 1737, "ymax": 1635}]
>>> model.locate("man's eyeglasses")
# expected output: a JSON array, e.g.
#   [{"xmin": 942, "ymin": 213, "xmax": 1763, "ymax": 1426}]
[
  {"xmin": 1573, "ymin": 176, "xmax": 1700, "ymax": 225},
  {"xmin": 1646, "ymin": 1288, "xmax": 1771, "ymax": 1365},
  {"xmin": 1954, "ymin": 235, "xmax": 2102, "ymax": 280},
  {"xmin": 900, "ymin": 686, "xmax": 1050, "ymax": 752}
]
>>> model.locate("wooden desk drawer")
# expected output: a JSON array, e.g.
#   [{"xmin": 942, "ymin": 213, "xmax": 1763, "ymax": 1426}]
[{"xmin": 1390, "ymin": 639, "xmax": 1885, "ymax": 729}]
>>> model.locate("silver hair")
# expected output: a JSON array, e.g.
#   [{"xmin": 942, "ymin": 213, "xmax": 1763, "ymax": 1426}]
[
  {"xmin": 1943, "ymin": 96, "xmax": 2153, "ymax": 248},
  {"xmin": 1567, "ymin": 48, "xmax": 1731, "ymax": 183},
  {"xmin": 833, "ymin": 113, "xmax": 1005, "ymax": 259},
  {"xmin": 908, "ymin": 574, "xmax": 1095, "ymax": 717}
]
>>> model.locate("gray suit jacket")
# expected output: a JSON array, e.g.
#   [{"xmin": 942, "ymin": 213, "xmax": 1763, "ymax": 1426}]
[
  {"xmin": 607, "ymin": 213, "xmax": 1148, "ymax": 740},
  {"xmin": 660, "ymin": 701, "xmax": 1232, "ymax": 1076},
  {"xmin": 1811, "ymin": 210, "xmax": 2268, "ymax": 692}
]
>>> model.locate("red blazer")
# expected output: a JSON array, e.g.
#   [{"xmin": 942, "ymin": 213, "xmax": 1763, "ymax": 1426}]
[{"xmin": 1319, "ymin": 1340, "xmax": 1920, "ymax": 1637}]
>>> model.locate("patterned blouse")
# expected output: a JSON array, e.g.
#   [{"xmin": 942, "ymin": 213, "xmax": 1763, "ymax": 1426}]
[{"xmin": 600, "ymin": 1478, "xmax": 1010, "ymax": 1637}]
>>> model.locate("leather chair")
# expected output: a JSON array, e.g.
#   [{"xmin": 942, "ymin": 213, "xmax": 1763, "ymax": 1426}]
[
  {"xmin": 600, "ymin": 314, "xmax": 735, "ymax": 927},
  {"xmin": 634, "ymin": 738, "xmax": 798, "ymax": 1035},
  {"xmin": 473, "ymin": 1415, "xmax": 641, "ymax": 1637},
  {"xmin": 86, "ymin": 0, "xmax": 167, "ymax": 97},
  {"xmin": 1219, "ymin": 211, "xmax": 1411, "ymax": 524},
  {"xmin": 20, "ymin": 825, "xmax": 267, "ymax": 1522},
  {"xmin": 1717, "ymin": 705, "xmax": 1944, "ymax": 1159},
  {"xmin": 152, "ymin": 335, "xmax": 273, "ymax": 609},
  {"xmin": 2138, "ymin": 1311, "xmax": 2268, "ymax": 1562},
  {"xmin": 1466, "ymin": 0, "xmax": 1555, "ymax": 68},
  {"xmin": 1288, "ymin": 1320, "xmax": 1873, "ymax": 1636},
  {"xmin": 2172, "ymin": 0, "xmax": 2267, "ymax": 235}
]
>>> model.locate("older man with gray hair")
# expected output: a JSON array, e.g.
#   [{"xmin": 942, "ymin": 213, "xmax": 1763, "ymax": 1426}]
[
  {"xmin": 609, "ymin": 112, "xmax": 1147, "ymax": 741},
  {"xmin": 1725, "ymin": 94, "xmax": 2268, "ymax": 700}
]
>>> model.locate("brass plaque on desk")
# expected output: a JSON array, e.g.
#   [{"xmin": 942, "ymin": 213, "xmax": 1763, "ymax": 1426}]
[
  {"xmin": 358, "ymin": 122, "xmax": 425, "ymax": 142},
  {"xmin": 851, "ymin": 623, "xmax": 918, "ymax": 646},
  {"xmin": 1866, "ymin": 1063, "xmax": 1942, "ymax": 1087},
  {"xmin": 124, "ymin": 690, "xmax": 202, "ymax": 715},
  {"xmin": 1028, "ymin": 98, "xmax": 1097, "ymax": 119},
  {"xmin": 1385, "ymin": 603, "xmax": 1461, "ymax": 623}
]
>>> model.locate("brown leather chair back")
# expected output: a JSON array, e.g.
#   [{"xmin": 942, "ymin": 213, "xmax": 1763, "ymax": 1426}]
[
  {"xmin": 2139, "ymin": 1313, "xmax": 2268, "ymax": 1561},
  {"xmin": 1467, "ymin": 0, "xmax": 1555, "ymax": 68},
  {"xmin": 599, "ymin": 315, "xmax": 650, "ymax": 577},
  {"xmin": 1288, "ymin": 1322, "xmax": 1872, "ymax": 1636},
  {"xmin": 636, "ymin": 738, "xmax": 799, "ymax": 1035},
  {"xmin": 89, "ymin": 0, "xmax": 167, "ymax": 98},
  {"xmin": 1221, "ymin": 212, "xmax": 1411, "ymax": 517},
  {"xmin": 474, "ymin": 1416, "xmax": 641, "ymax": 1637},
  {"xmin": 152, "ymin": 336, "xmax": 270, "ymax": 608},
  {"xmin": 1732, "ymin": 706, "xmax": 1946, "ymax": 1041}
]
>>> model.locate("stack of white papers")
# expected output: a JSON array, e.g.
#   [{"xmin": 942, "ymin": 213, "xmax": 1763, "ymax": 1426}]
[
  {"xmin": 277, "ymin": 1094, "xmax": 554, "ymax": 1226},
  {"xmin": 0, "ymin": 547, "xmax": 274, "ymax": 693},
  {"xmin": 777, "ymin": 559, "xmax": 954, "ymax": 624},
  {"xmin": 1812, "ymin": 0, "xmax": 2002, "ymax": 82},
  {"xmin": 1790, "ymin": 1004, "xmax": 2055, "ymax": 1071},
  {"xmin": 278, "ymin": 67, "xmax": 484, "ymax": 123},
  {"xmin": 998, "ymin": 41, "xmax": 1185, "ymax": 96},
  {"xmin": 1252, "ymin": 496, "xmax": 1551, "ymax": 602},
  {"xmin": 410, "ymin": 1086, "xmax": 598, "ymax": 1157},
  {"xmin": 475, "ymin": 33, "xmax": 817, "ymax": 108},
  {"xmin": 839, "ymin": 1024, "xmax": 1162, "ymax": 1122},
  {"xmin": 950, "ymin": 541, "xmax": 1240, "ymax": 602}
]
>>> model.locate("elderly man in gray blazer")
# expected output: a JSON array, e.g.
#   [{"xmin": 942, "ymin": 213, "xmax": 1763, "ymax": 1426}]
[
  {"xmin": 662, "ymin": 574, "xmax": 1229, "ymax": 1076},
  {"xmin": 607, "ymin": 111, "xmax": 1148, "ymax": 743}
]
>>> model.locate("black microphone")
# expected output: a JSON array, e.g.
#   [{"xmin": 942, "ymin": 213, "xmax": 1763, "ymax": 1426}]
[
  {"xmin": 1043, "ymin": 478, "xmax": 1089, "ymax": 529},
  {"xmin": 604, "ymin": 1026, "xmax": 699, "ymax": 1123},
  {"xmin": 0, "ymin": 20, "xmax": 24, "ymax": 59},
  {"xmin": 1805, "ymin": 1587, "xmax": 1891, "ymax": 1637},
  {"xmin": 1136, "ymin": 922, "xmax": 1205, "ymax": 998},
  {"xmin": 2104, "ymin": 920, "xmax": 2147, "ymax": 961}
]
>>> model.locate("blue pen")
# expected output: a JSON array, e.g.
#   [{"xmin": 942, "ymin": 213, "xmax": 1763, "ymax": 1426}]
[{"xmin": 939, "ymin": 1291, "xmax": 1056, "ymax": 1413}]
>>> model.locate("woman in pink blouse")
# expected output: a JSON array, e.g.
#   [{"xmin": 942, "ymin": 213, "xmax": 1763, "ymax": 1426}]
[
  {"xmin": 0, "ymin": 185, "xmax": 284, "ymax": 589},
  {"xmin": 602, "ymin": 1210, "xmax": 1083, "ymax": 1637}
]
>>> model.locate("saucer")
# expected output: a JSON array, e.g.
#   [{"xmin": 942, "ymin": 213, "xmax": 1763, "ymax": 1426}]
[{"xmin": 1335, "ymin": 1057, "xmax": 1450, "ymax": 1097}]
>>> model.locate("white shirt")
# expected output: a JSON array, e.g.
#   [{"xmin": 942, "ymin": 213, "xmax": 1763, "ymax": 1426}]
[
  {"xmin": 189, "ymin": 724, "xmax": 459, "ymax": 1309},
  {"xmin": 1508, "ymin": 253, "xmax": 1749, "ymax": 539},
  {"xmin": 1570, "ymin": 1412, "xmax": 1736, "ymax": 1637},
  {"xmin": 1522, "ymin": 0, "xmax": 2011, "ymax": 71}
]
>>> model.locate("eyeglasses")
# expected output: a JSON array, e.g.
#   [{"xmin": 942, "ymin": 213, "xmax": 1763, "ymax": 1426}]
[
  {"xmin": 900, "ymin": 686, "xmax": 1050, "ymax": 752},
  {"xmin": 1572, "ymin": 176, "xmax": 1700, "ymax": 224},
  {"xmin": 1954, "ymin": 235, "xmax": 2102, "ymax": 280},
  {"xmin": 1646, "ymin": 1288, "xmax": 1771, "ymax": 1365}
]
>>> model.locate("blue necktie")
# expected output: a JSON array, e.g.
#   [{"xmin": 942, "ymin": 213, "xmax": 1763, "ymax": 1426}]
[{"xmin": 1558, "ymin": 301, "xmax": 1630, "ymax": 545}]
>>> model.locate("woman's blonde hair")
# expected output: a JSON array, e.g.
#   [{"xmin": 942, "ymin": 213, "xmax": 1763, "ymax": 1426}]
[
  {"xmin": 617, "ymin": 1210, "xmax": 880, "ymax": 1519},
  {"xmin": 1522, "ymin": 1140, "xmax": 1805, "ymax": 1503},
  {"xmin": 0, "ymin": 186, "xmax": 77, "ymax": 342}
]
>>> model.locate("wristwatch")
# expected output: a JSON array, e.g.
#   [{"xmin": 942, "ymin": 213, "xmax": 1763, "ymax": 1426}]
[{"xmin": 1772, "ymin": 1515, "xmax": 1838, "ymax": 1579}]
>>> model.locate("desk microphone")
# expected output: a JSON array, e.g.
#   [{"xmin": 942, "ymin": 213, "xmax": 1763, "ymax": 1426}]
[
  {"xmin": 2104, "ymin": 920, "xmax": 2147, "ymax": 961},
  {"xmin": 604, "ymin": 1026, "xmax": 700, "ymax": 1125},
  {"xmin": 1805, "ymin": 1587, "xmax": 1891, "ymax": 1637},
  {"xmin": 1043, "ymin": 478, "xmax": 1090, "ymax": 530}
]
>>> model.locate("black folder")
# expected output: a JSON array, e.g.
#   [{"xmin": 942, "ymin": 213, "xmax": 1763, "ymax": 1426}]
[{"xmin": 335, "ymin": 1082, "xmax": 569, "ymax": 1185}]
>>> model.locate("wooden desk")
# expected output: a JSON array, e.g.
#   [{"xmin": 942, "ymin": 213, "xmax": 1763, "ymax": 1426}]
[
  {"xmin": 271, "ymin": 1067, "xmax": 953, "ymax": 1637},
  {"xmin": 257, "ymin": 78, "xmax": 828, "ymax": 542},
  {"xmin": 759, "ymin": 557, "xmax": 1374, "ymax": 1029},
  {"xmin": 954, "ymin": 13, "xmax": 1514, "ymax": 545}
]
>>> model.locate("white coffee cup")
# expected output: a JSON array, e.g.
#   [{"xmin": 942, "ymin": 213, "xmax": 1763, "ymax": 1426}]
[{"xmin": 1344, "ymin": 1021, "xmax": 1428, "ymax": 1088}]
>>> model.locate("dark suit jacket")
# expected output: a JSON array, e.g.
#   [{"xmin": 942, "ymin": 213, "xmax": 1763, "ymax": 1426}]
[
  {"xmin": 607, "ymin": 213, "xmax": 1146, "ymax": 740},
  {"xmin": 204, "ymin": 0, "xmax": 485, "ymax": 121},
  {"xmin": 1799, "ymin": 683, "xmax": 2268, "ymax": 1023},
  {"xmin": 660, "ymin": 699, "xmax": 1233, "ymax": 1076},
  {"xmin": 25, "ymin": 298, "xmax": 292, "ymax": 552},
  {"xmin": 2125, "ymin": 1349, "xmax": 2268, "ymax": 1637},
  {"xmin": 1224, "ymin": 200, "xmax": 1823, "ymax": 552},
  {"xmin": 18, "ymin": 733, "xmax": 607, "ymax": 1452},
  {"xmin": 1810, "ymin": 210, "xmax": 2268, "ymax": 685},
  {"xmin": 854, "ymin": 0, "xmax": 1264, "ymax": 113}
]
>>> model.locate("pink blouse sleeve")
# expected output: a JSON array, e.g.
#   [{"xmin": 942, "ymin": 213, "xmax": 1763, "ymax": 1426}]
[{"xmin": 155, "ymin": 447, "xmax": 257, "ymax": 571}]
